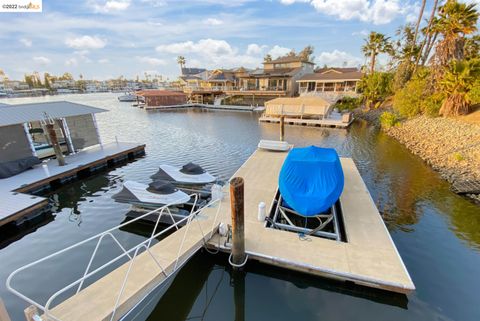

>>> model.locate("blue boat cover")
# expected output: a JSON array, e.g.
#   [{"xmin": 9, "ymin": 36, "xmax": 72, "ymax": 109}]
[{"xmin": 279, "ymin": 146, "xmax": 344, "ymax": 216}]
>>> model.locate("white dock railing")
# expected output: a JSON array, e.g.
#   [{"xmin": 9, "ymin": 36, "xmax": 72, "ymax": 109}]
[{"xmin": 6, "ymin": 194, "xmax": 223, "ymax": 321}]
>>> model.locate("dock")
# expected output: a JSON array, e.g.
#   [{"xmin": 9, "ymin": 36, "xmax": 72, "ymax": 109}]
[
  {"xmin": 10, "ymin": 148, "xmax": 413, "ymax": 321},
  {"xmin": 142, "ymin": 103, "xmax": 258, "ymax": 112},
  {"xmin": 0, "ymin": 142, "xmax": 145, "ymax": 227},
  {"xmin": 259, "ymin": 114, "xmax": 354, "ymax": 128}
]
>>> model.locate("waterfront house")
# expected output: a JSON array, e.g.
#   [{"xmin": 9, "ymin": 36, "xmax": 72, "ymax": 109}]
[
  {"xmin": 229, "ymin": 55, "xmax": 315, "ymax": 97},
  {"xmin": 136, "ymin": 90, "xmax": 187, "ymax": 108},
  {"xmin": 297, "ymin": 67, "xmax": 363, "ymax": 97}
]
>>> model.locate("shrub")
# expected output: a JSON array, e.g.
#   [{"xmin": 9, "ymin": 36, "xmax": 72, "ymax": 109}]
[
  {"xmin": 334, "ymin": 97, "xmax": 361, "ymax": 112},
  {"xmin": 422, "ymin": 92, "xmax": 444, "ymax": 116},
  {"xmin": 393, "ymin": 77, "xmax": 426, "ymax": 118},
  {"xmin": 359, "ymin": 72, "xmax": 394, "ymax": 109},
  {"xmin": 469, "ymin": 79, "xmax": 480, "ymax": 105},
  {"xmin": 380, "ymin": 111, "xmax": 399, "ymax": 128},
  {"xmin": 453, "ymin": 152, "xmax": 465, "ymax": 162}
]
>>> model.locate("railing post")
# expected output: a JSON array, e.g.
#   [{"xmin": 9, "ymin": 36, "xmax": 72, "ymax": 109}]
[
  {"xmin": 0, "ymin": 298, "xmax": 12, "ymax": 321},
  {"xmin": 280, "ymin": 116, "xmax": 285, "ymax": 142},
  {"xmin": 230, "ymin": 177, "xmax": 245, "ymax": 268}
]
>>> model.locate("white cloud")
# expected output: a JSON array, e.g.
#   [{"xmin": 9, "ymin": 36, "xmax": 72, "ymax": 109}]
[
  {"xmin": 246, "ymin": 43, "xmax": 267, "ymax": 55},
  {"xmin": 268, "ymin": 45, "xmax": 291, "ymax": 58},
  {"xmin": 65, "ymin": 58, "xmax": 78, "ymax": 66},
  {"xmin": 136, "ymin": 56, "xmax": 167, "ymax": 65},
  {"xmin": 65, "ymin": 36, "xmax": 106, "ymax": 49},
  {"xmin": 98, "ymin": 58, "xmax": 110, "ymax": 63},
  {"xmin": 88, "ymin": 0, "xmax": 131, "ymax": 13},
  {"xmin": 315, "ymin": 50, "xmax": 362, "ymax": 67},
  {"xmin": 280, "ymin": 0, "xmax": 416, "ymax": 25},
  {"xmin": 156, "ymin": 39, "xmax": 235, "ymax": 56},
  {"xmin": 352, "ymin": 29, "xmax": 369, "ymax": 37},
  {"xmin": 20, "ymin": 38, "xmax": 32, "ymax": 47},
  {"xmin": 33, "ymin": 56, "xmax": 51, "ymax": 65},
  {"xmin": 203, "ymin": 18, "xmax": 223, "ymax": 25},
  {"xmin": 140, "ymin": 0, "xmax": 166, "ymax": 7}
]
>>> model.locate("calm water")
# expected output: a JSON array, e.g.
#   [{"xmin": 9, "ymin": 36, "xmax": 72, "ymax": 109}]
[{"xmin": 0, "ymin": 93, "xmax": 479, "ymax": 321}]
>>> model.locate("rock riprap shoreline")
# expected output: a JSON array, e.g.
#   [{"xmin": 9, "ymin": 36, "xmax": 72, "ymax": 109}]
[{"xmin": 385, "ymin": 116, "xmax": 480, "ymax": 201}]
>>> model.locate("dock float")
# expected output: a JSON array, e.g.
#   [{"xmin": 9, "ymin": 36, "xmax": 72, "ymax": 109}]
[
  {"xmin": 259, "ymin": 115, "xmax": 354, "ymax": 128},
  {"xmin": 142, "ymin": 103, "xmax": 257, "ymax": 112},
  {"xmin": 8, "ymin": 149, "xmax": 413, "ymax": 321},
  {"xmin": 0, "ymin": 142, "xmax": 145, "ymax": 227}
]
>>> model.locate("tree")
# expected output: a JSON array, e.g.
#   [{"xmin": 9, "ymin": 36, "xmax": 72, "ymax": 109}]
[
  {"xmin": 464, "ymin": 35, "xmax": 480, "ymax": 60},
  {"xmin": 44, "ymin": 72, "xmax": 52, "ymax": 89},
  {"xmin": 24, "ymin": 75, "xmax": 34, "ymax": 88},
  {"xmin": 416, "ymin": 0, "xmax": 439, "ymax": 68},
  {"xmin": 286, "ymin": 49, "xmax": 296, "ymax": 57},
  {"xmin": 362, "ymin": 32, "xmax": 393, "ymax": 74},
  {"xmin": 432, "ymin": 0, "xmax": 479, "ymax": 67},
  {"xmin": 299, "ymin": 45, "xmax": 314, "ymax": 61},
  {"xmin": 59, "ymin": 72, "xmax": 74, "ymax": 81},
  {"xmin": 263, "ymin": 54, "xmax": 272, "ymax": 62},
  {"xmin": 393, "ymin": 24, "xmax": 422, "ymax": 89},
  {"xmin": 439, "ymin": 58, "xmax": 480, "ymax": 116},
  {"xmin": 412, "ymin": 0, "xmax": 427, "ymax": 46},
  {"xmin": 177, "ymin": 56, "xmax": 186, "ymax": 73}
]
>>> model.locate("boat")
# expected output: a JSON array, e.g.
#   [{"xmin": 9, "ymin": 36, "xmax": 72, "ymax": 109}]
[
  {"xmin": 112, "ymin": 180, "xmax": 191, "ymax": 209},
  {"xmin": 279, "ymin": 146, "xmax": 344, "ymax": 215},
  {"xmin": 118, "ymin": 92, "xmax": 137, "ymax": 102},
  {"xmin": 150, "ymin": 163, "xmax": 216, "ymax": 186}
]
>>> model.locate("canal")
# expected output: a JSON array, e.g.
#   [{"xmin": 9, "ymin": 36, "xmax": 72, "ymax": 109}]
[{"xmin": 0, "ymin": 93, "xmax": 479, "ymax": 321}]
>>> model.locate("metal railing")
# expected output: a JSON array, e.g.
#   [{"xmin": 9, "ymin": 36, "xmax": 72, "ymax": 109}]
[{"xmin": 7, "ymin": 193, "xmax": 224, "ymax": 321}]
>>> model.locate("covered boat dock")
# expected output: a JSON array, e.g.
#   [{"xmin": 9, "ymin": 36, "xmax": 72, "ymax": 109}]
[{"xmin": 0, "ymin": 101, "xmax": 145, "ymax": 227}]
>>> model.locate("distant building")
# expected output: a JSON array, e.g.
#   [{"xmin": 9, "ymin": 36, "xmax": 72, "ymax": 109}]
[
  {"xmin": 136, "ymin": 90, "xmax": 187, "ymax": 108},
  {"xmin": 297, "ymin": 67, "xmax": 363, "ymax": 97}
]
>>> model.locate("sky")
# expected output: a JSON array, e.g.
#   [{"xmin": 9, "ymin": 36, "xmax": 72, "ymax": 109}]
[{"xmin": 0, "ymin": 0, "xmax": 475, "ymax": 81}]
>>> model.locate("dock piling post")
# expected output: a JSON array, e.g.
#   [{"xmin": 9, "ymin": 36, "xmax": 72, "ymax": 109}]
[
  {"xmin": 23, "ymin": 305, "xmax": 38, "ymax": 321},
  {"xmin": 230, "ymin": 177, "xmax": 246, "ymax": 268},
  {"xmin": 45, "ymin": 123, "xmax": 66, "ymax": 166},
  {"xmin": 280, "ymin": 116, "xmax": 285, "ymax": 142},
  {"xmin": 0, "ymin": 298, "xmax": 12, "ymax": 321}
]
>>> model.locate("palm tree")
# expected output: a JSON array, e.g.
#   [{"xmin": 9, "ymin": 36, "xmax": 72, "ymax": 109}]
[
  {"xmin": 432, "ymin": 0, "xmax": 479, "ymax": 67},
  {"xmin": 177, "ymin": 56, "xmax": 186, "ymax": 73},
  {"xmin": 439, "ymin": 59, "xmax": 480, "ymax": 116},
  {"xmin": 362, "ymin": 32, "xmax": 393, "ymax": 74}
]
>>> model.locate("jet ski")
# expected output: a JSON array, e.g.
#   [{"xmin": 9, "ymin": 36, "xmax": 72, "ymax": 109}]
[
  {"xmin": 113, "ymin": 180, "xmax": 191, "ymax": 210},
  {"xmin": 150, "ymin": 162, "xmax": 216, "ymax": 185}
]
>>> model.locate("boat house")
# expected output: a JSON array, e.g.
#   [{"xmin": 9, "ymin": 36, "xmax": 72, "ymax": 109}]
[
  {"xmin": 0, "ymin": 101, "xmax": 106, "ymax": 177},
  {"xmin": 0, "ymin": 101, "xmax": 146, "ymax": 228},
  {"xmin": 136, "ymin": 90, "xmax": 187, "ymax": 109},
  {"xmin": 263, "ymin": 96, "xmax": 332, "ymax": 119}
]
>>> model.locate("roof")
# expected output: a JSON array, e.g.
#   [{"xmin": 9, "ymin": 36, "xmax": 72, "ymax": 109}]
[
  {"xmin": 265, "ymin": 96, "xmax": 330, "ymax": 107},
  {"xmin": 0, "ymin": 101, "xmax": 107, "ymax": 127},
  {"xmin": 298, "ymin": 71, "xmax": 364, "ymax": 82},
  {"xmin": 315, "ymin": 67, "xmax": 359, "ymax": 74},
  {"xmin": 180, "ymin": 75, "xmax": 201, "ymax": 81},
  {"xmin": 250, "ymin": 67, "xmax": 301, "ymax": 78},
  {"xmin": 181, "ymin": 67, "xmax": 207, "ymax": 76},
  {"xmin": 136, "ymin": 90, "xmax": 186, "ymax": 97},
  {"xmin": 265, "ymin": 56, "xmax": 314, "ymax": 65}
]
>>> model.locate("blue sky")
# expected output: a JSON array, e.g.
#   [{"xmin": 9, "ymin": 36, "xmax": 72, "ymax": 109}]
[{"xmin": 0, "ymin": 0, "xmax": 457, "ymax": 80}]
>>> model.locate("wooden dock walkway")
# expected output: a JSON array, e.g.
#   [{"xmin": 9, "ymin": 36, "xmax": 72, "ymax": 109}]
[
  {"xmin": 142, "ymin": 103, "xmax": 257, "ymax": 112},
  {"xmin": 42, "ymin": 148, "xmax": 413, "ymax": 321},
  {"xmin": 0, "ymin": 142, "xmax": 145, "ymax": 227},
  {"xmin": 259, "ymin": 115, "xmax": 354, "ymax": 128}
]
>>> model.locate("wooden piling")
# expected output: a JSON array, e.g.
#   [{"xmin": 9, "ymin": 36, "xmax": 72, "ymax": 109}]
[
  {"xmin": 23, "ymin": 305, "xmax": 38, "ymax": 321},
  {"xmin": 280, "ymin": 116, "xmax": 285, "ymax": 142},
  {"xmin": 230, "ymin": 177, "xmax": 245, "ymax": 267},
  {"xmin": 45, "ymin": 123, "xmax": 66, "ymax": 166},
  {"xmin": 0, "ymin": 298, "xmax": 12, "ymax": 321}
]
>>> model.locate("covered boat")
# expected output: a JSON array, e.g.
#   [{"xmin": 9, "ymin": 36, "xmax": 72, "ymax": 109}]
[
  {"xmin": 279, "ymin": 146, "xmax": 344, "ymax": 216},
  {"xmin": 150, "ymin": 163, "xmax": 216, "ymax": 185}
]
